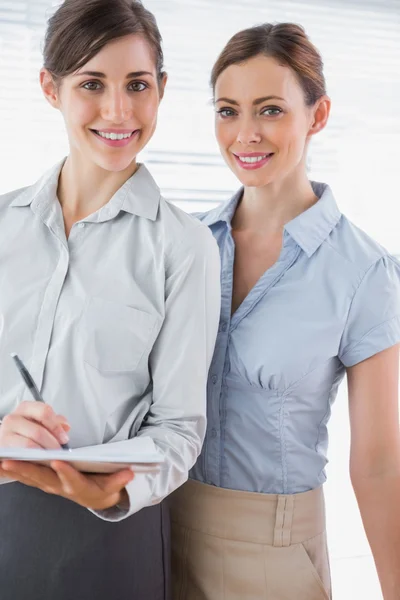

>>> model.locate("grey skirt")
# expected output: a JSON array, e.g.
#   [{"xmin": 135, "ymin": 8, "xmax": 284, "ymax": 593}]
[{"xmin": 0, "ymin": 482, "xmax": 170, "ymax": 600}]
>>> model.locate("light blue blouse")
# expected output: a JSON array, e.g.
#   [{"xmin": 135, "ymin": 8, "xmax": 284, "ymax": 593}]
[{"xmin": 191, "ymin": 182, "xmax": 400, "ymax": 494}]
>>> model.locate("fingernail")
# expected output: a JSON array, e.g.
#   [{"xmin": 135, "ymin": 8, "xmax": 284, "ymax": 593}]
[{"xmin": 60, "ymin": 432, "xmax": 69, "ymax": 444}]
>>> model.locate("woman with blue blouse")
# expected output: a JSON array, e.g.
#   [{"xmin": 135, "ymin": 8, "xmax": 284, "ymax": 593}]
[
  {"xmin": 170, "ymin": 23, "xmax": 400, "ymax": 600},
  {"xmin": 0, "ymin": 1, "xmax": 220, "ymax": 599}
]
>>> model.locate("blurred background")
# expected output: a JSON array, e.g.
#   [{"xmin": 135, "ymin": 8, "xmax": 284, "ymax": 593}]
[{"xmin": 1, "ymin": 1, "xmax": 399, "ymax": 597}]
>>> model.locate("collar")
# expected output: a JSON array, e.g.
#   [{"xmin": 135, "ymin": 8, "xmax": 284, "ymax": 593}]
[
  {"xmin": 202, "ymin": 181, "xmax": 342, "ymax": 257},
  {"xmin": 284, "ymin": 182, "xmax": 342, "ymax": 257},
  {"xmin": 10, "ymin": 160, "xmax": 64, "ymax": 208},
  {"xmin": 119, "ymin": 163, "xmax": 160, "ymax": 220},
  {"xmin": 10, "ymin": 160, "xmax": 161, "ymax": 222}
]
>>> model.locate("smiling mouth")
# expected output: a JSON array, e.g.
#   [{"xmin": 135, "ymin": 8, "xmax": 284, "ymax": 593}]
[
  {"xmin": 234, "ymin": 153, "xmax": 274, "ymax": 164},
  {"xmin": 91, "ymin": 130, "xmax": 137, "ymax": 141}
]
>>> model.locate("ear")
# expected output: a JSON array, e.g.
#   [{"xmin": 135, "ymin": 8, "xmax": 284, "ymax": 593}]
[
  {"xmin": 40, "ymin": 68, "xmax": 61, "ymax": 109},
  {"xmin": 308, "ymin": 95, "xmax": 331, "ymax": 138},
  {"xmin": 158, "ymin": 72, "xmax": 168, "ymax": 103}
]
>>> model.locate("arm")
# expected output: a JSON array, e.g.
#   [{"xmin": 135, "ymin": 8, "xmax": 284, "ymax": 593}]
[
  {"xmin": 348, "ymin": 344, "xmax": 400, "ymax": 600},
  {"xmin": 0, "ymin": 403, "xmax": 134, "ymax": 508},
  {"xmin": 0, "ymin": 224, "xmax": 220, "ymax": 517},
  {"xmin": 94, "ymin": 223, "xmax": 221, "ymax": 520}
]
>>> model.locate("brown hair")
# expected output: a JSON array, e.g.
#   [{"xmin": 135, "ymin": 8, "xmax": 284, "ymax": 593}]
[
  {"xmin": 211, "ymin": 23, "xmax": 326, "ymax": 106},
  {"xmin": 43, "ymin": 0, "xmax": 164, "ymax": 84}
]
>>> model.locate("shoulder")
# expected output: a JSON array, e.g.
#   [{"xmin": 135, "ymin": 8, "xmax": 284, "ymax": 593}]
[
  {"xmin": 0, "ymin": 161, "xmax": 63, "ymax": 215},
  {"xmin": 0, "ymin": 186, "xmax": 30, "ymax": 212},
  {"xmin": 191, "ymin": 207, "xmax": 218, "ymax": 224},
  {"xmin": 191, "ymin": 195, "xmax": 237, "ymax": 229},
  {"xmin": 326, "ymin": 213, "xmax": 392, "ymax": 276},
  {"xmin": 157, "ymin": 196, "xmax": 218, "ymax": 258}
]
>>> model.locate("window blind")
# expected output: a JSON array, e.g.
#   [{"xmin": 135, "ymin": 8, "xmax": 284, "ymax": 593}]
[{"xmin": 0, "ymin": 0, "xmax": 399, "ymax": 250}]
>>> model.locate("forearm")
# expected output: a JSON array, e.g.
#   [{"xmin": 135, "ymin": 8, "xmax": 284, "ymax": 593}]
[
  {"xmin": 353, "ymin": 472, "xmax": 400, "ymax": 600},
  {"xmin": 91, "ymin": 420, "xmax": 205, "ymax": 522}
]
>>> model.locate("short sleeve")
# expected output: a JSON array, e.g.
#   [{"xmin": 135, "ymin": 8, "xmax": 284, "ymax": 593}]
[{"xmin": 339, "ymin": 255, "xmax": 400, "ymax": 367}]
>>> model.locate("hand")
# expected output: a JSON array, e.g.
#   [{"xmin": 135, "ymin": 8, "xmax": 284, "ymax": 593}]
[
  {"xmin": 0, "ymin": 401, "xmax": 70, "ymax": 449},
  {"xmin": 0, "ymin": 459, "xmax": 134, "ymax": 510}
]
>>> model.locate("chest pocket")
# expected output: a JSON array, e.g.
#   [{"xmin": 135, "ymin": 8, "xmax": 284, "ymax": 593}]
[{"xmin": 82, "ymin": 297, "xmax": 158, "ymax": 372}]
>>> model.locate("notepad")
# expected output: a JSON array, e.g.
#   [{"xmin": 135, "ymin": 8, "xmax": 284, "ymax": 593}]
[{"xmin": 0, "ymin": 438, "xmax": 164, "ymax": 474}]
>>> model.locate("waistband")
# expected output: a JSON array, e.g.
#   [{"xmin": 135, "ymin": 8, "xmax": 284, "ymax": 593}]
[{"xmin": 169, "ymin": 480, "xmax": 326, "ymax": 546}]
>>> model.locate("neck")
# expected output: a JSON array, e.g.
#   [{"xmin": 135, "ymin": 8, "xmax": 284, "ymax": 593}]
[
  {"xmin": 233, "ymin": 168, "xmax": 318, "ymax": 234},
  {"xmin": 57, "ymin": 151, "xmax": 139, "ymax": 220}
]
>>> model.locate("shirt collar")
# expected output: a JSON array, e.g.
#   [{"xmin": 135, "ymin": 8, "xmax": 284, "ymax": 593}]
[
  {"xmin": 10, "ymin": 160, "xmax": 64, "ymax": 208},
  {"xmin": 201, "ymin": 187, "xmax": 243, "ymax": 228},
  {"xmin": 284, "ymin": 182, "xmax": 342, "ymax": 257},
  {"xmin": 10, "ymin": 160, "xmax": 160, "ymax": 222},
  {"xmin": 119, "ymin": 163, "xmax": 160, "ymax": 220},
  {"xmin": 202, "ymin": 181, "xmax": 342, "ymax": 257}
]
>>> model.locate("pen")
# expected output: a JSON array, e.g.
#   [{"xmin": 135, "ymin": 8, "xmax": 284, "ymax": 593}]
[{"xmin": 11, "ymin": 353, "xmax": 71, "ymax": 451}]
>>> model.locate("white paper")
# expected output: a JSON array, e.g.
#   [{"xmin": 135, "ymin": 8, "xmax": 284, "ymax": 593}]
[{"xmin": 0, "ymin": 438, "xmax": 164, "ymax": 474}]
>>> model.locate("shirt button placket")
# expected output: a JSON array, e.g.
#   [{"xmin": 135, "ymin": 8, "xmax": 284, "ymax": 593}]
[{"xmin": 29, "ymin": 246, "xmax": 70, "ymax": 391}]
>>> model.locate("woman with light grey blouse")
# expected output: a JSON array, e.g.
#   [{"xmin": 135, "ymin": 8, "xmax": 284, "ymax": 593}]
[
  {"xmin": 0, "ymin": 1, "xmax": 220, "ymax": 599},
  {"xmin": 170, "ymin": 23, "xmax": 400, "ymax": 600}
]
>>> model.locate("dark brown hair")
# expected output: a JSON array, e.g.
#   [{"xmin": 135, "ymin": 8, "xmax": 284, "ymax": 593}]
[
  {"xmin": 211, "ymin": 23, "xmax": 326, "ymax": 106},
  {"xmin": 43, "ymin": 0, "xmax": 164, "ymax": 84}
]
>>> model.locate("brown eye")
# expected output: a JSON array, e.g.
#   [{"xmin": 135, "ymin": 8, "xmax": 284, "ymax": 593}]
[
  {"xmin": 128, "ymin": 81, "xmax": 148, "ymax": 92},
  {"xmin": 82, "ymin": 81, "xmax": 102, "ymax": 91}
]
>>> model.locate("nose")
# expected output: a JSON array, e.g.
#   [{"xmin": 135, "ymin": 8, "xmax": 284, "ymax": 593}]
[
  {"xmin": 101, "ymin": 90, "xmax": 133, "ymax": 124},
  {"xmin": 236, "ymin": 116, "xmax": 262, "ymax": 145}
]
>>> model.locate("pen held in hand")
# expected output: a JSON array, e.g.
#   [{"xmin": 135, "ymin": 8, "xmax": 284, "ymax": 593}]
[{"xmin": 10, "ymin": 353, "xmax": 71, "ymax": 451}]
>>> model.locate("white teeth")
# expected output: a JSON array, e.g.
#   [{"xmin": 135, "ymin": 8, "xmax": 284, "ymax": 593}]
[
  {"xmin": 96, "ymin": 131, "xmax": 133, "ymax": 140},
  {"xmin": 237, "ymin": 154, "xmax": 270, "ymax": 163}
]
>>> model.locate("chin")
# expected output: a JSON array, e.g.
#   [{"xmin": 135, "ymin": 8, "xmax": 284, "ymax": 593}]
[
  {"xmin": 225, "ymin": 157, "xmax": 273, "ymax": 188},
  {"xmin": 92, "ymin": 153, "xmax": 138, "ymax": 173},
  {"xmin": 233, "ymin": 169, "xmax": 275, "ymax": 188}
]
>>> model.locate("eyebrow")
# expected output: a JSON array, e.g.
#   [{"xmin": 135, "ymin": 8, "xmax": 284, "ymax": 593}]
[
  {"xmin": 74, "ymin": 70, "xmax": 154, "ymax": 79},
  {"xmin": 215, "ymin": 95, "xmax": 285, "ymax": 105}
]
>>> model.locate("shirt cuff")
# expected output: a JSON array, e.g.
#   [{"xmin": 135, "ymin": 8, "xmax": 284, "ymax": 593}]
[
  {"xmin": 89, "ymin": 471, "xmax": 155, "ymax": 522},
  {"xmin": 0, "ymin": 477, "xmax": 15, "ymax": 486}
]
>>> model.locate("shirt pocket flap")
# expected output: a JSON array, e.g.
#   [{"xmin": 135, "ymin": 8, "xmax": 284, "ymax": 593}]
[{"xmin": 83, "ymin": 297, "xmax": 158, "ymax": 372}]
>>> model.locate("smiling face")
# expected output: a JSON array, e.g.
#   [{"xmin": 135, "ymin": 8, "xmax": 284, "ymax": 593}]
[
  {"xmin": 214, "ymin": 54, "xmax": 327, "ymax": 188},
  {"xmin": 41, "ymin": 34, "xmax": 167, "ymax": 173}
]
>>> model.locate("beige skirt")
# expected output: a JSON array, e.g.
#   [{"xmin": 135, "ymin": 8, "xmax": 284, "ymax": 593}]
[{"xmin": 170, "ymin": 480, "xmax": 332, "ymax": 600}]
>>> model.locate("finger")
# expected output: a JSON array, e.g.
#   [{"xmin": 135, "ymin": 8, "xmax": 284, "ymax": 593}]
[
  {"xmin": 14, "ymin": 402, "xmax": 70, "ymax": 445},
  {"xmin": 51, "ymin": 462, "xmax": 134, "ymax": 510},
  {"xmin": 0, "ymin": 466, "xmax": 44, "ymax": 490},
  {"xmin": 1, "ymin": 415, "xmax": 66, "ymax": 450},
  {"xmin": 0, "ymin": 462, "xmax": 15, "ymax": 479},
  {"xmin": 52, "ymin": 462, "xmax": 133, "ymax": 496},
  {"xmin": 0, "ymin": 431, "xmax": 45, "ymax": 450},
  {"xmin": 2, "ymin": 460, "xmax": 60, "ymax": 493},
  {"xmin": 3, "ymin": 460, "xmax": 58, "ymax": 486},
  {"xmin": 95, "ymin": 469, "xmax": 135, "ymax": 495},
  {"xmin": 51, "ymin": 461, "xmax": 90, "ymax": 495}
]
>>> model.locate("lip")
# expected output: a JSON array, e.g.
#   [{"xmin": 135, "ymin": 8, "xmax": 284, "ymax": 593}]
[
  {"xmin": 233, "ymin": 152, "xmax": 274, "ymax": 170},
  {"xmin": 234, "ymin": 152, "xmax": 272, "ymax": 157},
  {"xmin": 90, "ymin": 128, "xmax": 139, "ymax": 148},
  {"xmin": 94, "ymin": 128, "xmax": 136, "ymax": 134}
]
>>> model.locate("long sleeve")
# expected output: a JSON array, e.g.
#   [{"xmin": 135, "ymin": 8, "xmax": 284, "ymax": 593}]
[{"xmin": 94, "ymin": 223, "xmax": 221, "ymax": 521}]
